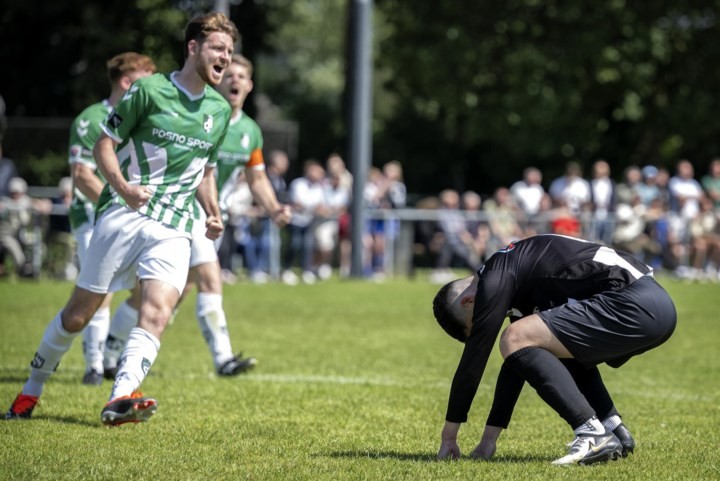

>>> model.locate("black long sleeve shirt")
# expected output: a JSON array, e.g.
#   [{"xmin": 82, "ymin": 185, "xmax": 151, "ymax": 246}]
[{"xmin": 446, "ymin": 234, "xmax": 652, "ymax": 423}]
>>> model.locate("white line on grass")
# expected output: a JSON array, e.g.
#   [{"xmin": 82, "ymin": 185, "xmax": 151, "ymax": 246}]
[{"xmin": 243, "ymin": 373, "xmax": 448, "ymax": 388}]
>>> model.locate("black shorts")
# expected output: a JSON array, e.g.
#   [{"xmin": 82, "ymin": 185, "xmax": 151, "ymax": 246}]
[{"xmin": 538, "ymin": 276, "xmax": 677, "ymax": 368}]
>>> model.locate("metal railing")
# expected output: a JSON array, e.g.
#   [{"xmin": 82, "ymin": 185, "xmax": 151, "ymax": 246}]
[{"xmin": 1, "ymin": 198, "xmax": 694, "ymax": 279}]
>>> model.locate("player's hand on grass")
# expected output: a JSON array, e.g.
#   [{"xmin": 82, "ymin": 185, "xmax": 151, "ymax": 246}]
[
  {"xmin": 437, "ymin": 421, "xmax": 462, "ymax": 460},
  {"xmin": 469, "ymin": 440, "xmax": 496, "ymax": 460},
  {"xmin": 437, "ymin": 439, "xmax": 461, "ymax": 460},
  {"xmin": 469, "ymin": 425, "xmax": 502, "ymax": 460},
  {"xmin": 205, "ymin": 215, "xmax": 224, "ymax": 240}
]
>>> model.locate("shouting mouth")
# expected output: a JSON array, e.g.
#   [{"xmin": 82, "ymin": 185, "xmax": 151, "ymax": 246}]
[{"xmin": 211, "ymin": 64, "xmax": 225, "ymax": 81}]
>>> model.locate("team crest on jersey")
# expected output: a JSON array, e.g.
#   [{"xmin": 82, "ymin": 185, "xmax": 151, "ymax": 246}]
[
  {"xmin": 107, "ymin": 111, "xmax": 123, "ymax": 128},
  {"xmin": 241, "ymin": 133, "xmax": 250, "ymax": 149},
  {"xmin": 70, "ymin": 146, "xmax": 81, "ymax": 157},
  {"xmin": 203, "ymin": 114, "xmax": 214, "ymax": 133},
  {"xmin": 498, "ymin": 240, "xmax": 517, "ymax": 253}
]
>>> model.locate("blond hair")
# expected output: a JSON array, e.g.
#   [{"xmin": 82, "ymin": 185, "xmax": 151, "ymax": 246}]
[
  {"xmin": 106, "ymin": 52, "xmax": 156, "ymax": 83},
  {"xmin": 230, "ymin": 54, "xmax": 253, "ymax": 77}
]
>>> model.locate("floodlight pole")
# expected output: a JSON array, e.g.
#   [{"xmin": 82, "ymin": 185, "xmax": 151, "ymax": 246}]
[
  {"xmin": 213, "ymin": 0, "xmax": 230, "ymax": 16},
  {"xmin": 348, "ymin": 0, "xmax": 373, "ymax": 278}
]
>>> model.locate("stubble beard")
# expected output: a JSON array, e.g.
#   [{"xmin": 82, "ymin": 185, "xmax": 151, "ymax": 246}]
[{"xmin": 196, "ymin": 59, "xmax": 222, "ymax": 87}]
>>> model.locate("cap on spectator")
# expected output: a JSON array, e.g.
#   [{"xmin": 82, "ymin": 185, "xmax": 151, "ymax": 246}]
[
  {"xmin": 8, "ymin": 177, "xmax": 27, "ymax": 194},
  {"xmin": 642, "ymin": 165, "xmax": 658, "ymax": 178}
]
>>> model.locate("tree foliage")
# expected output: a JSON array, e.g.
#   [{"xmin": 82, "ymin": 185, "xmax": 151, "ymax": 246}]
[
  {"xmin": 0, "ymin": 0, "xmax": 187, "ymax": 117},
  {"xmin": 375, "ymin": 0, "xmax": 720, "ymax": 193},
  {"xmin": 2, "ymin": 1, "xmax": 720, "ymax": 194},
  {"xmin": 256, "ymin": 0, "xmax": 350, "ymax": 161}
]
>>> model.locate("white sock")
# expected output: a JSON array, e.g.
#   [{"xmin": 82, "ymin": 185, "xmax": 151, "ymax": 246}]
[
  {"xmin": 103, "ymin": 301, "xmax": 138, "ymax": 370},
  {"xmin": 602, "ymin": 414, "xmax": 623, "ymax": 431},
  {"xmin": 574, "ymin": 416, "xmax": 606, "ymax": 436},
  {"xmin": 196, "ymin": 292, "xmax": 234, "ymax": 368},
  {"xmin": 82, "ymin": 306, "xmax": 110, "ymax": 373},
  {"xmin": 23, "ymin": 311, "xmax": 80, "ymax": 397},
  {"xmin": 109, "ymin": 328, "xmax": 159, "ymax": 401}
]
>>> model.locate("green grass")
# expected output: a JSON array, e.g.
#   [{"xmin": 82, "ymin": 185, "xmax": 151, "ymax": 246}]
[{"xmin": 0, "ymin": 275, "xmax": 719, "ymax": 480}]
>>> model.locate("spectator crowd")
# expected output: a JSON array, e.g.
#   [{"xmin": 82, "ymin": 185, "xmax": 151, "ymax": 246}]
[
  {"xmin": 423, "ymin": 158, "xmax": 720, "ymax": 284},
  {"xmin": 2, "ymin": 149, "xmax": 720, "ymax": 285}
]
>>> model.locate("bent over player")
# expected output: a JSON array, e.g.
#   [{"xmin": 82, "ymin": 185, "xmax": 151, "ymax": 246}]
[{"xmin": 432, "ymin": 234, "xmax": 676, "ymax": 465}]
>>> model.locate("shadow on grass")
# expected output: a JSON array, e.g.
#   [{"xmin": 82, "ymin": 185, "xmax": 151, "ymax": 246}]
[
  {"xmin": 0, "ymin": 366, "xmax": 163, "ymax": 385},
  {"xmin": 326, "ymin": 450, "xmax": 549, "ymax": 464},
  {"xmin": 32, "ymin": 415, "xmax": 100, "ymax": 428},
  {"xmin": 0, "ymin": 374, "xmax": 30, "ymax": 384},
  {"xmin": 474, "ymin": 454, "xmax": 549, "ymax": 463},
  {"xmin": 0, "ymin": 374, "xmax": 98, "ymax": 386},
  {"xmin": 0, "ymin": 367, "xmax": 123, "ymax": 386},
  {"xmin": 326, "ymin": 450, "xmax": 436, "ymax": 462},
  {"xmin": 4, "ymin": 414, "xmax": 100, "ymax": 428}
]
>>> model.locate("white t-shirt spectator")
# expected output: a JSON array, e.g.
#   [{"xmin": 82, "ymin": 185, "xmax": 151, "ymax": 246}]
[
  {"xmin": 668, "ymin": 176, "xmax": 703, "ymax": 219},
  {"xmin": 289, "ymin": 177, "xmax": 326, "ymax": 227},
  {"xmin": 549, "ymin": 176, "xmax": 591, "ymax": 214},
  {"xmin": 323, "ymin": 182, "xmax": 350, "ymax": 212},
  {"xmin": 510, "ymin": 180, "xmax": 545, "ymax": 216},
  {"xmin": 591, "ymin": 177, "xmax": 613, "ymax": 220}
]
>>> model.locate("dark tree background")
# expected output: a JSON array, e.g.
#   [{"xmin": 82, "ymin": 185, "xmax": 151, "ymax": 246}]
[
  {"xmin": 0, "ymin": 0, "xmax": 187, "ymax": 116},
  {"xmin": 2, "ymin": 0, "xmax": 720, "ymax": 196},
  {"xmin": 374, "ymin": 0, "xmax": 720, "ymax": 194}
]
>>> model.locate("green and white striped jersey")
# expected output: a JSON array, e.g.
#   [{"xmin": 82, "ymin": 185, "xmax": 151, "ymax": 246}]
[
  {"xmin": 67, "ymin": 99, "xmax": 111, "ymax": 230},
  {"xmin": 96, "ymin": 73, "xmax": 231, "ymax": 233},
  {"xmin": 213, "ymin": 111, "xmax": 264, "ymax": 214}
]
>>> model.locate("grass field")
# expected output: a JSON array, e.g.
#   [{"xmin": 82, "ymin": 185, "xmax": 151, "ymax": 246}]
[{"xmin": 1, "ymin": 275, "xmax": 719, "ymax": 480}]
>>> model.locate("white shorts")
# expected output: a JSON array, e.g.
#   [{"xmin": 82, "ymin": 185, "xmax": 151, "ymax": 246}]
[
  {"xmin": 315, "ymin": 219, "xmax": 339, "ymax": 252},
  {"xmin": 73, "ymin": 222, "xmax": 94, "ymax": 270},
  {"xmin": 189, "ymin": 210, "xmax": 220, "ymax": 268},
  {"xmin": 76, "ymin": 205, "xmax": 191, "ymax": 295}
]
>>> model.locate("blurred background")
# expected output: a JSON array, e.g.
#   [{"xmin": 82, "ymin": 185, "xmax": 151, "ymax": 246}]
[
  {"xmin": 2, "ymin": 0, "xmax": 720, "ymax": 193},
  {"xmin": 2, "ymin": 0, "xmax": 720, "ymax": 283}
]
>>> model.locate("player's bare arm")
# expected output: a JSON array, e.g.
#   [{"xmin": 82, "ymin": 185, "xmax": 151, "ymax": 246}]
[
  {"xmin": 195, "ymin": 165, "xmax": 224, "ymax": 240},
  {"xmin": 93, "ymin": 134, "xmax": 151, "ymax": 209},
  {"xmin": 245, "ymin": 167, "xmax": 291, "ymax": 227},
  {"xmin": 71, "ymin": 163, "xmax": 105, "ymax": 203}
]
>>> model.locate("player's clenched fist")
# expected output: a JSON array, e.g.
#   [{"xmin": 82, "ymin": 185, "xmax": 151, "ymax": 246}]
[
  {"xmin": 205, "ymin": 215, "xmax": 224, "ymax": 240},
  {"xmin": 123, "ymin": 185, "xmax": 152, "ymax": 210}
]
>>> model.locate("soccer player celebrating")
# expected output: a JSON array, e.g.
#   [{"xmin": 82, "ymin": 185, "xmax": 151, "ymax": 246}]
[
  {"xmin": 67, "ymin": 52, "xmax": 156, "ymax": 386},
  {"xmin": 101, "ymin": 54, "xmax": 291, "ymax": 377},
  {"xmin": 6, "ymin": 12, "xmax": 239, "ymax": 425},
  {"xmin": 432, "ymin": 234, "xmax": 676, "ymax": 465},
  {"xmin": 182, "ymin": 54, "xmax": 291, "ymax": 373}
]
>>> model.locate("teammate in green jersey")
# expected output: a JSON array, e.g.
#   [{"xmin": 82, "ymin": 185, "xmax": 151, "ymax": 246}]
[
  {"xmin": 67, "ymin": 52, "xmax": 156, "ymax": 386},
  {"xmin": 6, "ymin": 12, "xmax": 240, "ymax": 426},
  {"xmin": 183, "ymin": 53, "xmax": 291, "ymax": 374},
  {"xmin": 101, "ymin": 54, "xmax": 291, "ymax": 377}
]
